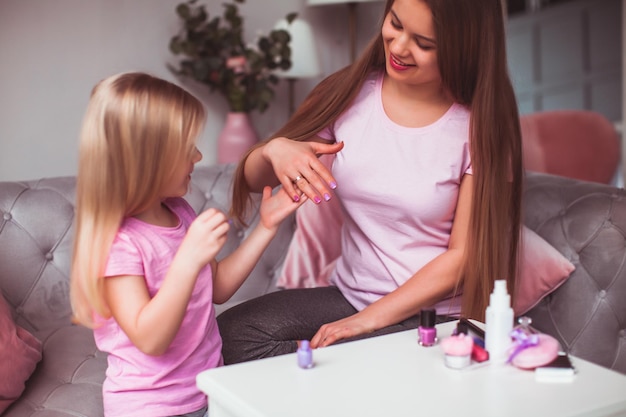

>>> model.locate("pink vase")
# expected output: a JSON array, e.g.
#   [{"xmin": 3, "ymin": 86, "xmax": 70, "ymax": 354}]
[{"xmin": 217, "ymin": 112, "xmax": 259, "ymax": 164}]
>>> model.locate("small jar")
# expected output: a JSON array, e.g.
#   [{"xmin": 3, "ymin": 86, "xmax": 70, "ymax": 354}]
[{"xmin": 441, "ymin": 333, "xmax": 474, "ymax": 369}]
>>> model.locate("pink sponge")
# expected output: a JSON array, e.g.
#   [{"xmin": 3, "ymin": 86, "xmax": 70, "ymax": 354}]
[{"xmin": 509, "ymin": 333, "xmax": 560, "ymax": 369}]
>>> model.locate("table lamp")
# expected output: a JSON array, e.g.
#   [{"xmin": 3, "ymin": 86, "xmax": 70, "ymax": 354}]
[
  {"xmin": 307, "ymin": 0, "xmax": 383, "ymax": 62},
  {"xmin": 274, "ymin": 17, "xmax": 321, "ymax": 115}
]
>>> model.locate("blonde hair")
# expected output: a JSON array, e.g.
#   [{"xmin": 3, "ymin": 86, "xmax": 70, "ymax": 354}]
[
  {"xmin": 70, "ymin": 72, "xmax": 206, "ymax": 327},
  {"xmin": 232, "ymin": 0, "xmax": 522, "ymax": 321}
]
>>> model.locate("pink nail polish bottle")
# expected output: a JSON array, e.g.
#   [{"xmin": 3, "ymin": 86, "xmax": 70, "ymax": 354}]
[{"xmin": 418, "ymin": 308, "xmax": 437, "ymax": 347}]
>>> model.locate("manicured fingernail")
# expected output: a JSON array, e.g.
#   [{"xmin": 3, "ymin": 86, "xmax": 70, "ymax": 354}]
[
  {"xmin": 324, "ymin": 193, "xmax": 331, "ymax": 201},
  {"xmin": 293, "ymin": 195, "xmax": 300, "ymax": 202},
  {"xmin": 314, "ymin": 196, "xmax": 322, "ymax": 204},
  {"xmin": 330, "ymin": 181, "xmax": 337, "ymax": 189}
]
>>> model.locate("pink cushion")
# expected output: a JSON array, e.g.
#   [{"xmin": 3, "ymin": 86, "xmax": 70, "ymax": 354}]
[
  {"xmin": 0, "ymin": 293, "xmax": 43, "ymax": 413},
  {"xmin": 514, "ymin": 227, "xmax": 575, "ymax": 314},
  {"xmin": 278, "ymin": 188, "xmax": 342, "ymax": 289},
  {"xmin": 278, "ymin": 175, "xmax": 575, "ymax": 316},
  {"xmin": 278, "ymin": 154, "xmax": 342, "ymax": 289}
]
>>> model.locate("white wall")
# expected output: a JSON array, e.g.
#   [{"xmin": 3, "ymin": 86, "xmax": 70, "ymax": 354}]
[{"xmin": 0, "ymin": 0, "xmax": 383, "ymax": 181}]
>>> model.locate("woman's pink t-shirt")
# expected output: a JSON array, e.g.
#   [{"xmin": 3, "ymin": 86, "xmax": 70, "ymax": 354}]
[
  {"xmin": 322, "ymin": 72, "xmax": 472, "ymax": 316},
  {"xmin": 95, "ymin": 197, "xmax": 222, "ymax": 417}
]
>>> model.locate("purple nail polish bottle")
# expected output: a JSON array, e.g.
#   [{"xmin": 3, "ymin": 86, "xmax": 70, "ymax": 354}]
[
  {"xmin": 297, "ymin": 340, "xmax": 314, "ymax": 369},
  {"xmin": 418, "ymin": 308, "xmax": 437, "ymax": 347}
]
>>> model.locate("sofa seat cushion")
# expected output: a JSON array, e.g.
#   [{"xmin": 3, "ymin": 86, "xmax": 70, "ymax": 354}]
[{"xmin": 2, "ymin": 324, "xmax": 107, "ymax": 417}]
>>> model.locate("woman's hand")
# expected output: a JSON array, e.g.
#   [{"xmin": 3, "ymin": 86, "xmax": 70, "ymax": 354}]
[
  {"xmin": 309, "ymin": 311, "xmax": 375, "ymax": 348},
  {"xmin": 263, "ymin": 137, "xmax": 344, "ymax": 203},
  {"xmin": 258, "ymin": 185, "xmax": 307, "ymax": 231}
]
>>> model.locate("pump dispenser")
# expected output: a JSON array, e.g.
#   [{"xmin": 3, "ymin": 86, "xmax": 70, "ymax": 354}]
[{"xmin": 485, "ymin": 280, "xmax": 514, "ymax": 365}]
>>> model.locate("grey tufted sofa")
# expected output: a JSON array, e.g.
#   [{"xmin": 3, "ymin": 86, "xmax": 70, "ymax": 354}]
[{"xmin": 0, "ymin": 164, "xmax": 625, "ymax": 416}]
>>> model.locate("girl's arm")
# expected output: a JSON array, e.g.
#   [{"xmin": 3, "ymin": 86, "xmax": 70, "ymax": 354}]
[
  {"xmin": 213, "ymin": 186, "xmax": 306, "ymax": 303},
  {"xmin": 104, "ymin": 209, "xmax": 230, "ymax": 356},
  {"xmin": 244, "ymin": 136, "xmax": 344, "ymax": 202},
  {"xmin": 310, "ymin": 174, "xmax": 474, "ymax": 348}
]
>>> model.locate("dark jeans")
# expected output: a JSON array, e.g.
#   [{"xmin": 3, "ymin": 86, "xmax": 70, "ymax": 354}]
[
  {"xmin": 172, "ymin": 406, "xmax": 207, "ymax": 417},
  {"xmin": 217, "ymin": 287, "xmax": 453, "ymax": 365}
]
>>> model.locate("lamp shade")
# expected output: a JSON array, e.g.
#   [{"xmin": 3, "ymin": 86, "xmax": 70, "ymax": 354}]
[
  {"xmin": 274, "ymin": 18, "xmax": 321, "ymax": 79},
  {"xmin": 307, "ymin": 0, "xmax": 382, "ymax": 5}
]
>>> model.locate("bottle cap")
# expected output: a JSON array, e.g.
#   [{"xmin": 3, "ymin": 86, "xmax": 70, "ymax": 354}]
[
  {"xmin": 456, "ymin": 321, "xmax": 468, "ymax": 335},
  {"xmin": 420, "ymin": 308, "xmax": 436, "ymax": 327}
]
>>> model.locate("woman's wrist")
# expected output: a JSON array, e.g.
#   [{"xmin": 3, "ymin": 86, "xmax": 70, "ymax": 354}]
[
  {"xmin": 261, "ymin": 138, "xmax": 276, "ymax": 166},
  {"xmin": 262, "ymin": 137, "xmax": 288, "ymax": 167}
]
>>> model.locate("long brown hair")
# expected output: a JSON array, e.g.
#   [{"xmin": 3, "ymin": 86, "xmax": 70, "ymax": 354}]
[{"xmin": 232, "ymin": 0, "xmax": 522, "ymax": 321}]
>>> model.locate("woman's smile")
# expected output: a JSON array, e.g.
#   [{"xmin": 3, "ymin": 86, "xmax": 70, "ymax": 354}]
[{"xmin": 389, "ymin": 53, "xmax": 415, "ymax": 71}]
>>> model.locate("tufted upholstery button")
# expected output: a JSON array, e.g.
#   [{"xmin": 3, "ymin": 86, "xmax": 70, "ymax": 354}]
[
  {"xmin": 3, "ymin": 212, "xmax": 10, "ymax": 220},
  {"xmin": 45, "ymin": 252, "xmax": 54, "ymax": 261},
  {"xmin": 523, "ymin": 171, "xmax": 626, "ymax": 374},
  {"xmin": 205, "ymin": 192, "xmax": 212, "ymax": 200},
  {"xmin": 237, "ymin": 230, "xmax": 244, "ymax": 238}
]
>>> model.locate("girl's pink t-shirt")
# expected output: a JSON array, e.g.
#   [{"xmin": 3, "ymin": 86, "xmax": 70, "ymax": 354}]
[
  {"xmin": 95, "ymin": 197, "xmax": 222, "ymax": 417},
  {"xmin": 321, "ymin": 72, "xmax": 472, "ymax": 316}
]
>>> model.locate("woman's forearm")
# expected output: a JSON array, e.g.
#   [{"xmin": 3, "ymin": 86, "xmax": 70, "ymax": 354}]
[{"xmin": 360, "ymin": 248, "xmax": 464, "ymax": 330}]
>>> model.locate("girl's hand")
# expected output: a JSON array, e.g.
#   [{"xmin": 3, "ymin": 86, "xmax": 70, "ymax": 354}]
[
  {"xmin": 178, "ymin": 208, "xmax": 230, "ymax": 272},
  {"xmin": 309, "ymin": 312, "xmax": 375, "ymax": 348},
  {"xmin": 258, "ymin": 185, "xmax": 307, "ymax": 231},
  {"xmin": 263, "ymin": 137, "xmax": 344, "ymax": 203}
]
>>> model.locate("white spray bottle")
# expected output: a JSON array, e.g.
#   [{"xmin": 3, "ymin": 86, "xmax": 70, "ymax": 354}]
[{"xmin": 485, "ymin": 279, "xmax": 514, "ymax": 365}]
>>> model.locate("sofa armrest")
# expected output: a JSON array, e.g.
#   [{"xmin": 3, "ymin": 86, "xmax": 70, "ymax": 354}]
[{"xmin": 523, "ymin": 171, "xmax": 626, "ymax": 374}]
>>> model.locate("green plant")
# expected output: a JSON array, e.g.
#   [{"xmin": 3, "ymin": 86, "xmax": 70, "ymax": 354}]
[{"xmin": 168, "ymin": 0, "xmax": 296, "ymax": 113}]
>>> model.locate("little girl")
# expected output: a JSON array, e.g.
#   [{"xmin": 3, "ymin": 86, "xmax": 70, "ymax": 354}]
[{"xmin": 70, "ymin": 72, "xmax": 304, "ymax": 417}]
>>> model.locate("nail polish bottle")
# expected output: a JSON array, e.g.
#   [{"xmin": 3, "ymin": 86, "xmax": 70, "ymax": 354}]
[
  {"xmin": 418, "ymin": 308, "xmax": 437, "ymax": 347},
  {"xmin": 297, "ymin": 340, "xmax": 314, "ymax": 369}
]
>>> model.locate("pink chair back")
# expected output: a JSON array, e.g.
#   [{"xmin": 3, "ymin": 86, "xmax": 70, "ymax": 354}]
[{"xmin": 520, "ymin": 110, "xmax": 620, "ymax": 184}]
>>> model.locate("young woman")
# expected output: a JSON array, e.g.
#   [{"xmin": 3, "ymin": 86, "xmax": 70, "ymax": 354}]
[
  {"xmin": 219, "ymin": 0, "xmax": 522, "ymax": 364},
  {"xmin": 69, "ymin": 72, "xmax": 305, "ymax": 417}
]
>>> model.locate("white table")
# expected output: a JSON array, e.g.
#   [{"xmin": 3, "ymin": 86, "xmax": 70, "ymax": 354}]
[{"xmin": 197, "ymin": 321, "xmax": 626, "ymax": 417}]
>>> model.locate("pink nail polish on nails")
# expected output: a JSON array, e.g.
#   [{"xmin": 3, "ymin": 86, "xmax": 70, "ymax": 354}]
[
  {"xmin": 314, "ymin": 196, "xmax": 322, "ymax": 204},
  {"xmin": 293, "ymin": 195, "xmax": 300, "ymax": 202},
  {"xmin": 324, "ymin": 193, "xmax": 331, "ymax": 201},
  {"xmin": 330, "ymin": 181, "xmax": 337, "ymax": 189}
]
